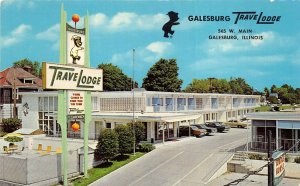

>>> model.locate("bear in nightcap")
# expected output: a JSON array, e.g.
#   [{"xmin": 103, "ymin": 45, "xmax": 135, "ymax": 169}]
[{"xmin": 162, "ymin": 11, "xmax": 180, "ymax": 38}]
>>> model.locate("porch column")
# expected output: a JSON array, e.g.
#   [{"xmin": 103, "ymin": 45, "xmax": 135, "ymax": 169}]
[
  {"xmin": 189, "ymin": 120, "xmax": 191, "ymax": 137},
  {"xmin": 276, "ymin": 120, "xmax": 279, "ymax": 150},
  {"xmin": 296, "ymin": 130, "xmax": 298, "ymax": 152},
  {"xmin": 162, "ymin": 122, "xmax": 165, "ymax": 143},
  {"xmin": 177, "ymin": 121, "xmax": 180, "ymax": 137}
]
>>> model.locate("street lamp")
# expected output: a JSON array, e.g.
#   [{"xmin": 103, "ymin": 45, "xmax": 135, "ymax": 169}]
[{"xmin": 132, "ymin": 49, "xmax": 136, "ymax": 156}]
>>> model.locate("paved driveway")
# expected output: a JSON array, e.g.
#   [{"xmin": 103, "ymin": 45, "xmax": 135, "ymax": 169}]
[{"xmin": 89, "ymin": 128, "xmax": 249, "ymax": 186}]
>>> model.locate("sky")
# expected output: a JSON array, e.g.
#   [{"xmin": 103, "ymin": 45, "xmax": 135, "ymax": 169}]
[{"xmin": 1, "ymin": 0, "xmax": 300, "ymax": 91}]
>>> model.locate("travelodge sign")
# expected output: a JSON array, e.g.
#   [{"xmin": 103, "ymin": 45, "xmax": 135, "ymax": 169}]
[{"xmin": 42, "ymin": 62, "xmax": 103, "ymax": 91}]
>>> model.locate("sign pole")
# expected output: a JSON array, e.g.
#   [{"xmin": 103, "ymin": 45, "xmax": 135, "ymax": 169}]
[
  {"xmin": 83, "ymin": 12, "xmax": 91, "ymax": 177},
  {"xmin": 58, "ymin": 4, "xmax": 68, "ymax": 186},
  {"xmin": 268, "ymin": 130, "xmax": 274, "ymax": 186}
]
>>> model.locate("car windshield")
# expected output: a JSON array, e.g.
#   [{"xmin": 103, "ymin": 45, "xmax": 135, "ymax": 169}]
[{"xmin": 190, "ymin": 126, "xmax": 198, "ymax": 130}]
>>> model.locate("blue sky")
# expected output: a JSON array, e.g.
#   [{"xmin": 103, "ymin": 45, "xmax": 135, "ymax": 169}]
[{"xmin": 1, "ymin": 0, "xmax": 300, "ymax": 91}]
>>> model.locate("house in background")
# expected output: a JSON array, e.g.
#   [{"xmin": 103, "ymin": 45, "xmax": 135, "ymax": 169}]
[{"xmin": 0, "ymin": 67, "xmax": 42, "ymax": 121}]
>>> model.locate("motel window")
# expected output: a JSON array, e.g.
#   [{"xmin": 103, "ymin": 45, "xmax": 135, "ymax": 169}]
[
  {"xmin": 106, "ymin": 123, "xmax": 111, "ymax": 129},
  {"xmin": 147, "ymin": 97, "xmax": 151, "ymax": 106},
  {"xmin": 92, "ymin": 96, "xmax": 98, "ymax": 111}
]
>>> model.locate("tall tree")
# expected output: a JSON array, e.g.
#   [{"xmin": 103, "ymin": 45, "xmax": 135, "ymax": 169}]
[
  {"xmin": 229, "ymin": 77, "xmax": 253, "ymax": 94},
  {"xmin": 264, "ymin": 87, "xmax": 270, "ymax": 97},
  {"xmin": 185, "ymin": 78, "xmax": 231, "ymax": 93},
  {"xmin": 98, "ymin": 63, "xmax": 137, "ymax": 91},
  {"xmin": 142, "ymin": 58, "xmax": 183, "ymax": 92},
  {"xmin": 13, "ymin": 58, "xmax": 41, "ymax": 77},
  {"xmin": 185, "ymin": 79, "xmax": 210, "ymax": 93},
  {"xmin": 270, "ymin": 85, "xmax": 277, "ymax": 93}
]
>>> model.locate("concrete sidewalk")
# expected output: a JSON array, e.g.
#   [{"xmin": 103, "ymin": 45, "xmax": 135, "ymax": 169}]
[{"xmin": 245, "ymin": 159, "xmax": 300, "ymax": 179}]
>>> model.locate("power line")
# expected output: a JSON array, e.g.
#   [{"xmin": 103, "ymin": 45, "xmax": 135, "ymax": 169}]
[{"xmin": 224, "ymin": 139, "xmax": 300, "ymax": 186}]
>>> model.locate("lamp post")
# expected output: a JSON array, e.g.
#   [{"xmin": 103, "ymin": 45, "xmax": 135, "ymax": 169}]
[{"xmin": 132, "ymin": 49, "xmax": 136, "ymax": 156}]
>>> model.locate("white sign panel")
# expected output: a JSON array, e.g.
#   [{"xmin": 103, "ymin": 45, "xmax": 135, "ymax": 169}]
[
  {"xmin": 67, "ymin": 23, "xmax": 85, "ymax": 66},
  {"xmin": 68, "ymin": 91, "xmax": 85, "ymax": 115},
  {"xmin": 42, "ymin": 63, "xmax": 103, "ymax": 91}
]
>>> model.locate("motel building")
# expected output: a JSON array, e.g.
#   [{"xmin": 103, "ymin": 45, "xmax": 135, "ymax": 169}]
[
  {"xmin": 247, "ymin": 112, "xmax": 300, "ymax": 153},
  {"xmin": 20, "ymin": 89, "xmax": 260, "ymax": 142}
]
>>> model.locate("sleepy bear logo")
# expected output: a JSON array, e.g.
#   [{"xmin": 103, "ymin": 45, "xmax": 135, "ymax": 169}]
[
  {"xmin": 70, "ymin": 35, "xmax": 84, "ymax": 64},
  {"xmin": 162, "ymin": 11, "xmax": 180, "ymax": 38}
]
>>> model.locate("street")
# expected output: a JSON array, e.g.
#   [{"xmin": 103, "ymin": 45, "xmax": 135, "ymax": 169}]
[{"xmin": 89, "ymin": 128, "xmax": 250, "ymax": 186}]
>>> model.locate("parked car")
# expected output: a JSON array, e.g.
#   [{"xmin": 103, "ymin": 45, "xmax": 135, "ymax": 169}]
[
  {"xmin": 191, "ymin": 124, "xmax": 217, "ymax": 135},
  {"xmin": 224, "ymin": 120, "xmax": 248, "ymax": 128},
  {"xmin": 205, "ymin": 122, "xmax": 230, "ymax": 132},
  {"xmin": 179, "ymin": 126, "xmax": 206, "ymax": 137}
]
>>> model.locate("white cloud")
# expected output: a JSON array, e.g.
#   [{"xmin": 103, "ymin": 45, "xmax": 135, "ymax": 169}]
[
  {"xmin": 111, "ymin": 41, "xmax": 173, "ymax": 66},
  {"xmin": 36, "ymin": 24, "xmax": 59, "ymax": 41},
  {"xmin": 0, "ymin": 0, "xmax": 35, "ymax": 8},
  {"xmin": 146, "ymin": 41, "xmax": 172, "ymax": 55},
  {"xmin": 250, "ymin": 31, "xmax": 275, "ymax": 47},
  {"xmin": 0, "ymin": 24, "xmax": 32, "ymax": 48},
  {"xmin": 90, "ymin": 12, "xmax": 167, "ymax": 32},
  {"xmin": 90, "ymin": 13, "xmax": 108, "ymax": 28},
  {"xmin": 35, "ymin": 24, "xmax": 60, "ymax": 50}
]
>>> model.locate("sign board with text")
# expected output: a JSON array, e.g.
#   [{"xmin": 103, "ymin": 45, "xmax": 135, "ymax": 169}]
[
  {"xmin": 42, "ymin": 62, "xmax": 103, "ymax": 91},
  {"xmin": 272, "ymin": 151, "xmax": 285, "ymax": 186},
  {"xmin": 68, "ymin": 91, "xmax": 85, "ymax": 115}
]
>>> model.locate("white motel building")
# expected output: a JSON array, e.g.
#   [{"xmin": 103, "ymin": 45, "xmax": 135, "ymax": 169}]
[{"xmin": 20, "ymin": 89, "xmax": 260, "ymax": 142}]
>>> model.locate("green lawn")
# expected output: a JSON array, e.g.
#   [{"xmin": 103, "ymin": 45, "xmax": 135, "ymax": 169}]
[
  {"xmin": 255, "ymin": 105, "xmax": 299, "ymax": 112},
  {"xmin": 72, "ymin": 152, "xmax": 145, "ymax": 186}
]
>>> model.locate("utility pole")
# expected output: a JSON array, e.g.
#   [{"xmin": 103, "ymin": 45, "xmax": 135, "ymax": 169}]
[
  {"xmin": 132, "ymin": 49, "xmax": 136, "ymax": 156},
  {"xmin": 268, "ymin": 130, "xmax": 274, "ymax": 186},
  {"xmin": 13, "ymin": 67, "xmax": 17, "ymax": 118}
]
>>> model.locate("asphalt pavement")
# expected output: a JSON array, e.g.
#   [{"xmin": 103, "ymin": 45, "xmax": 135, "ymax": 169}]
[{"xmin": 89, "ymin": 128, "xmax": 251, "ymax": 186}]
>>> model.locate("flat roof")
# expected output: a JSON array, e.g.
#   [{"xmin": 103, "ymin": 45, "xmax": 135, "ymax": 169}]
[
  {"xmin": 92, "ymin": 112, "xmax": 201, "ymax": 122},
  {"xmin": 19, "ymin": 90, "xmax": 260, "ymax": 98},
  {"xmin": 246, "ymin": 112, "xmax": 300, "ymax": 121}
]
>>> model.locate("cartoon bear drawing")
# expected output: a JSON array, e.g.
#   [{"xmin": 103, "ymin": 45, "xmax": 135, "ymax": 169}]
[
  {"xmin": 70, "ymin": 35, "xmax": 84, "ymax": 64},
  {"xmin": 162, "ymin": 11, "xmax": 180, "ymax": 38}
]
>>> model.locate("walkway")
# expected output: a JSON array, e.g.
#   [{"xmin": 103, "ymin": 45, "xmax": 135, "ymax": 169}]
[{"xmin": 89, "ymin": 128, "xmax": 249, "ymax": 186}]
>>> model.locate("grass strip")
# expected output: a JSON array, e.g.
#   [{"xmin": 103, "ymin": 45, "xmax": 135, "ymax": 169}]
[{"xmin": 72, "ymin": 152, "xmax": 145, "ymax": 186}]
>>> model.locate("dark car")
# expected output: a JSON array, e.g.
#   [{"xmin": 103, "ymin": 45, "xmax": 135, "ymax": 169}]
[
  {"xmin": 191, "ymin": 124, "xmax": 217, "ymax": 135},
  {"xmin": 179, "ymin": 126, "xmax": 206, "ymax": 137},
  {"xmin": 205, "ymin": 122, "xmax": 230, "ymax": 132}
]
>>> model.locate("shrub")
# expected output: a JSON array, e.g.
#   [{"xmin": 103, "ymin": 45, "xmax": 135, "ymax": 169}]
[
  {"xmin": 2, "ymin": 118, "xmax": 21, "ymax": 133},
  {"xmin": 248, "ymin": 153, "xmax": 265, "ymax": 160},
  {"xmin": 285, "ymin": 155, "xmax": 290, "ymax": 162},
  {"xmin": 4, "ymin": 136, "xmax": 23, "ymax": 142},
  {"xmin": 295, "ymin": 157, "xmax": 300, "ymax": 163},
  {"xmin": 115, "ymin": 125, "xmax": 134, "ymax": 155},
  {"xmin": 138, "ymin": 143, "xmax": 155, "ymax": 152},
  {"xmin": 94, "ymin": 129, "xmax": 119, "ymax": 162},
  {"xmin": 127, "ymin": 121, "xmax": 146, "ymax": 146}
]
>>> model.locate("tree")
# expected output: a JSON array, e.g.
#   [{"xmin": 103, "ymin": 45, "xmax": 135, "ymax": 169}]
[
  {"xmin": 94, "ymin": 129, "xmax": 119, "ymax": 162},
  {"xmin": 142, "ymin": 58, "xmax": 183, "ymax": 92},
  {"xmin": 185, "ymin": 79, "xmax": 210, "ymax": 93},
  {"xmin": 229, "ymin": 77, "xmax": 253, "ymax": 94},
  {"xmin": 264, "ymin": 87, "xmax": 270, "ymax": 97},
  {"xmin": 2, "ymin": 118, "xmax": 22, "ymax": 133},
  {"xmin": 270, "ymin": 85, "xmax": 277, "ymax": 93},
  {"xmin": 13, "ymin": 58, "xmax": 41, "ymax": 77},
  {"xmin": 127, "ymin": 122, "xmax": 146, "ymax": 146},
  {"xmin": 115, "ymin": 125, "xmax": 134, "ymax": 155},
  {"xmin": 98, "ymin": 63, "xmax": 138, "ymax": 91},
  {"xmin": 185, "ymin": 78, "xmax": 231, "ymax": 93}
]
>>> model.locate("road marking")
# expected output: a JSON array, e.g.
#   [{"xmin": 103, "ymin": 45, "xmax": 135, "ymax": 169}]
[
  {"xmin": 171, "ymin": 153, "xmax": 215, "ymax": 186},
  {"xmin": 128, "ymin": 151, "xmax": 184, "ymax": 186}
]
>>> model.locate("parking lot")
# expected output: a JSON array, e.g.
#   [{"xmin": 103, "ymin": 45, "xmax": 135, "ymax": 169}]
[{"xmin": 90, "ymin": 128, "xmax": 250, "ymax": 186}]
